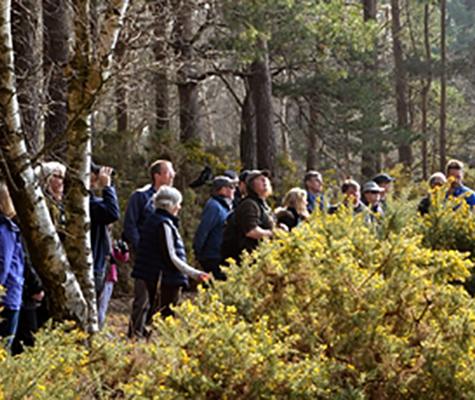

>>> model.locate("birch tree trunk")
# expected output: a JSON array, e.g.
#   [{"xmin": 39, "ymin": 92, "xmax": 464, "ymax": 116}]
[
  {"xmin": 0, "ymin": 0, "xmax": 87, "ymax": 323},
  {"xmin": 64, "ymin": 0, "xmax": 129, "ymax": 333}
]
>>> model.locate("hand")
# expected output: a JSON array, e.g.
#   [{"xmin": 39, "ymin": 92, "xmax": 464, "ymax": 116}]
[
  {"xmin": 32, "ymin": 291, "xmax": 44, "ymax": 302},
  {"xmin": 98, "ymin": 166, "xmax": 113, "ymax": 187},
  {"xmin": 198, "ymin": 273, "xmax": 211, "ymax": 282}
]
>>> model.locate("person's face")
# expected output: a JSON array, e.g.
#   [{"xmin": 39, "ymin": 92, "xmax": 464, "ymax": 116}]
[
  {"xmin": 430, "ymin": 178, "xmax": 446, "ymax": 189},
  {"xmin": 306, "ymin": 177, "xmax": 323, "ymax": 193},
  {"xmin": 364, "ymin": 191, "xmax": 381, "ymax": 206},
  {"xmin": 252, "ymin": 175, "xmax": 272, "ymax": 198},
  {"xmin": 171, "ymin": 202, "xmax": 182, "ymax": 216},
  {"xmin": 344, "ymin": 186, "xmax": 360, "ymax": 205},
  {"xmin": 49, "ymin": 171, "xmax": 65, "ymax": 197},
  {"xmin": 378, "ymin": 182, "xmax": 391, "ymax": 197},
  {"xmin": 447, "ymin": 168, "xmax": 463, "ymax": 187},
  {"xmin": 156, "ymin": 163, "xmax": 176, "ymax": 187}
]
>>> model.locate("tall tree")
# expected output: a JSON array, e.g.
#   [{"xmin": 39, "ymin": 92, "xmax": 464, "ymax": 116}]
[
  {"xmin": 12, "ymin": 0, "xmax": 43, "ymax": 154},
  {"xmin": 421, "ymin": 3, "xmax": 432, "ymax": 179},
  {"xmin": 240, "ymin": 79, "xmax": 257, "ymax": 170},
  {"xmin": 249, "ymin": 37, "xmax": 276, "ymax": 174},
  {"xmin": 306, "ymin": 96, "xmax": 319, "ymax": 171},
  {"xmin": 439, "ymin": 0, "xmax": 447, "ymax": 171},
  {"xmin": 361, "ymin": 0, "xmax": 381, "ymax": 179},
  {"xmin": 173, "ymin": 0, "xmax": 200, "ymax": 142},
  {"xmin": 43, "ymin": 0, "xmax": 69, "ymax": 157},
  {"xmin": 0, "ymin": 0, "xmax": 88, "ymax": 324},
  {"xmin": 390, "ymin": 0, "xmax": 412, "ymax": 167}
]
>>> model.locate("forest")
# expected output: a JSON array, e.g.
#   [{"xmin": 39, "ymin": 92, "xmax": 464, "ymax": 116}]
[{"xmin": 1, "ymin": 0, "xmax": 475, "ymax": 398}]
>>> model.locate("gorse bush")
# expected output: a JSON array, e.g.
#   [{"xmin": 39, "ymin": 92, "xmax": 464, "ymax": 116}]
[{"xmin": 3, "ymin": 195, "xmax": 475, "ymax": 399}]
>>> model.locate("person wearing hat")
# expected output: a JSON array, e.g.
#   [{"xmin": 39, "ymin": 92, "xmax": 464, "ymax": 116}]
[
  {"xmin": 304, "ymin": 170, "xmax": 324, "ymax": 213},
  {"xmin": 231, "ymin": 170, "xmax": 274, "ymax": 259},
  {"xmin": 418, "ymin": 172, "xmax": 447, "ymax": 216},
  {"xmin": 89, "ymin": 162, "xmax": 120, "ymax": 296},
  {"xmin": 328, "ymin": 179, "xmax": 367, "ymax": 215},
  {"xmin": 193, "ymin": 176, "xmax": 236, "ymax": 280},
  {"xmin": 372, "ymin": 173, "xmax": 395, "ymax": 208},
  {"xmin": 362, "ymin": 181, "xmax": 385, "ymax": 218},
  {"xmin": 129, "ymin": 186, "xmax": 209, "ymax": 338}
]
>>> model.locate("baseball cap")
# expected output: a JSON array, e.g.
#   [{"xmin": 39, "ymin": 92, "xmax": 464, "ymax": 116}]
[{"xmin": 362, "ymin": 181, "xmax": 384, "ymax": 193}]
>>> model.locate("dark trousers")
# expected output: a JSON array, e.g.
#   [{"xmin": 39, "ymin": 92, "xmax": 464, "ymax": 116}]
[
  {"xmin": 0, "ymin": 307, "xmax": 20, "ymax": 350},
  {"xmin": 11, "ymin": 307, "xmax": 39, "ymax": 355},
  {"xmin": 128, "ymin": 278, "xmax": 181, "ymax": 338},
  {"xmin": 199, "ymin": 258, "xmax": 227, "ymax": 281}
]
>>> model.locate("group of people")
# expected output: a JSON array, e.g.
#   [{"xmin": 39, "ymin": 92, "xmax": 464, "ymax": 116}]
[{"xmin": 1, "ymin": 157, "xmax": 474, "ymax": 347}]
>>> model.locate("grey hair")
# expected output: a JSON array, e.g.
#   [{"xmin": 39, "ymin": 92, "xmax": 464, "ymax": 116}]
[
  {"xmin": 153, "ymin": 185, "xmax": 182, "ymax": 211},
  {"xmin": 428, "ymin": 172, "xmax": 447, "ymax": 187}
]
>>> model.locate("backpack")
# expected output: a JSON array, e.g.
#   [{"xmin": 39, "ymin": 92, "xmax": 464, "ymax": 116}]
[{"xmin": 220, "ymin": 197, "xmax": 263, "ymax": 263}]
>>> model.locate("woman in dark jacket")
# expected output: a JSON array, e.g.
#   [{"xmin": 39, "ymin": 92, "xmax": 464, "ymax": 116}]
[
  {"xmin": 129, "ymin": 186, "xmax": 209, "ymax": 338},
  {"xmin": 275, "ymin": 188, "xmax": 309, "ymax": 231},
  {"xmin": 0, "ymin": 182, "xmax": 25, "ymax": 349}
]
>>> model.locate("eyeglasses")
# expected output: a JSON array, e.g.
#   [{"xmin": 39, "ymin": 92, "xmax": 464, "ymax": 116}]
[{"xmin": 52, "ymin": 174, "xmax": 64, "ymax": 180}]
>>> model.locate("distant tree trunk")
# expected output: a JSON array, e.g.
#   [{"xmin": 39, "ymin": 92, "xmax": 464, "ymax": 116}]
[
  {"xmin": 249, "ymin": 37, "xmax": 276, "ymax": 174},
  {"xmin": 280, "ymin": 96, "xmax": 290, "ymax": 157},
  {"xmin": 174, "ymin": 0, "xmax": 200, "ymax": 142},
  {"xmin": 307, "ymin": 96, "xmax": 319, "ymax": 171},
  {"xmin": 153, "ymin": 0, "xmax": 169, "ymax": 132},
  {"xmin": 439, "ymin": 0, "xmax": 447, "ymax": 171},
  {"xmin": 12, "ymin": 0, "xmax": 43, "ymax": 154},
  {"xmin": 421, "ymin": 4, "xmax": 432, "ymax": 180},
  {"xmin": 115, "ymin": 35, "xmax": 128, "ymax": 133},
  {"xmin": 43, "ymin": 0, "xmax": 69, "ymax": 157},
  {"xmin": 240, "ymin": 81, "xmax": 256, "ymax": 170},
  {"xmin": 361, "ymin": 0, "xmax": 379, "ymax": 179},
  {"xmin": 0, "ymin": 0, "xmax": 88, "ymax": 323},
  {"xmin": 390, "ymin": 0, "xmax": 412, "ymax": 167}
]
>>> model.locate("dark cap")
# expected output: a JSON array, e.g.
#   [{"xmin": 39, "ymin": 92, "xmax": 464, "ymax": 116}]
[
  {"xmin": 212, "ymin": 176, "xmax": 236, "ymax": 191},
  {"xmin": 372, "ymin": 173, "xmax": 394, "ymax": 185},
  {"xmin": 239, "ymin": 169, "xmax": 251, "ymax": 182},
  {"xmin": 245, "ymin": 169, "xmax": 271, "ymax": 187},
  {"xmin": 223, "ymin": 170, "xmax": 239, "ymax": 182},
  {"xmin": 304, "ymin": 170, "xmax": 322, "ymax": 182},
  {"xmin": 362, "ymin": 181, "xmax": 384, "ymax": 193}
]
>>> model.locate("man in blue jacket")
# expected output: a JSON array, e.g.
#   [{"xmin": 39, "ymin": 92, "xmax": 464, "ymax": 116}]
[
  {"xmin": 90, "ymin": 163, "xmax": 120, "ymax": 296},
  {"xmin": 304, "ymin": 170, "xmax": 324, "ymax": 213},
  {"xmin": 446, "ymin": 159, "xmax": 475, "ymax": 207},
  {"xmin": 122, "ymin": 160, "xmax": 175, "ymax": 252},
  {"xmin": 193, "ymin": 176, "xmax": 236, "ymax": 280}
]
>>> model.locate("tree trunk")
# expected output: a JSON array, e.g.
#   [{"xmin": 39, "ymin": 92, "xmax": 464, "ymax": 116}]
[
  {"xmin": 421, "ymin": 4, "xmax": 432, "ymax": 180},
  {"xmin": 307, "ymin": 96, "xmax": 319, "ymax": 171},
  {"xmin": 43, "ymin": 0, "xmax": 69, "ymax": 157},
  {"xmin": 249, "ymin": 37, "xmax": 276, "ymax": 174},
  {"xmin": 439, "ymin": 0, "xmax": 447, "ymax": 171},
  {"xmin": 361, "ymin": 0, "xmax": 380, "ymax": 179},
  {"xmin": 153, "ymin": 0, "xmax": 169, "ymax": 132},
  {"xmin": 240, "ymin": 80, "xmax": 256, "ymax": 170},
  {"xmin": 12, "ymin": 0, "xmax": 43, "ymax": 154},
  {"xmin": 174, "ymin": 0, "xmax": 200, "ymax": 142},
  {"xmin": 390, "ymin": 0, "xmax": 412, "ymax": 167},
  {"xmin": 280, "ymin": 96, "xmax": 290, "ymax": 157},
  {"xmin": 64, "ymin": 0, "xmax": 129, "ymax": 333},
  {"xmin": 115, "ymin": 35, "xmax": 128, "ymax": 133},
  {"xmin": 0, "ymin": 0, "xmax": 87, "ymax": 323}
]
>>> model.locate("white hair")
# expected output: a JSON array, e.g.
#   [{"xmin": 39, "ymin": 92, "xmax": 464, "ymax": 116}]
[{"xmin": 153, "ymin": 185, "xmax": 182, "ymax": 211}]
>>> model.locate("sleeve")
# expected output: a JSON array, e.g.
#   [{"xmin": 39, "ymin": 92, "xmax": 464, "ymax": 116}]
[
  {"xmin": 236, "ymin": 200, "xmax": 261, "ymax": 234},
  {"xmin": 0, "ymin": 226, "xmax": 14, "ymax": 286},
  {"xmin": 122, "ymin": 191, "xmax": 142, "ymax": 250},
  {"xmin": 90, "ymin": 186, "xmax": 120, "ymax": 225},
  {"xmin": 163, "ymin": 223, "xmax": 203, "ymax": 281},
  {"xmin": 193, "ymin": 201, "xmax": 220, "ymax": 255}
]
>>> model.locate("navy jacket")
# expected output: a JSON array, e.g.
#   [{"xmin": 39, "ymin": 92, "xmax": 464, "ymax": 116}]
[
  {"xmin": 193, "ymin": 196, "xmax": 231, "ymax": 262},
  {"xmin": 90, "ymin": 186, "xmax": 120, "ymax": 277},
  {"xmin": 122, "ymin": 184, "xmax": 156, "ymax": 251},
  {"xmin": 132, "ymin": 209, "xmax": 188, "ymax": 287},
  {"xmin": 0, "ymin": 215, "xmax": 25, "ymax": 310},
  {"xmin": 307, "ymin": 191, "xmax": 324, "ymax": 213}
]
